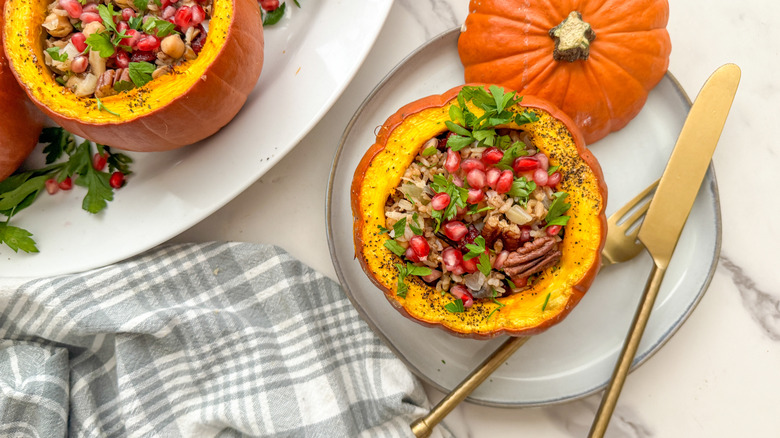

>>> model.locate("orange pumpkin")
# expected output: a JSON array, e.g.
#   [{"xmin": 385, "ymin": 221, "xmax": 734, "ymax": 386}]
[
  {"xmin": 351, "ymin": 85, "xmax": 607, "ymax": 338},
  {"xmin": 0, "ymin": 0, "xmax": 44, "ymax": 181},
  {"xmin": 458, "ymin": 0, "xmax": 671, "ymax": 145},
  {"xmin": 3, "ymin": 0, "xmax": 264, "ymax": 152}
]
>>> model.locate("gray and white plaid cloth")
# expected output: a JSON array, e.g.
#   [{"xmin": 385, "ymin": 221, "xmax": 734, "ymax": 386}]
[{"xmin": 0, "ymin": 242, "xmax": 450, "ymax": 437}]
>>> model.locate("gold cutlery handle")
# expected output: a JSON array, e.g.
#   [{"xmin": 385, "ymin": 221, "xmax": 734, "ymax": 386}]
[
  {"xmin": 588, "ymin": 263, "xmax": 667, "ymax": 437},
  {"xmin": 410, "ymin": 335, "xmax": 530, "ymax": 438}
]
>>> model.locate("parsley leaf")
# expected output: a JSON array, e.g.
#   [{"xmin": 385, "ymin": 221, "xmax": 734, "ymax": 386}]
[
  {"xmin": 477, "ymin": 252, "xmax": 492, "ymax": 277},
  {"xmin": 408, "ymin": 213, "xmax": 423, "ymax": 236},
  {"xmin": 98, "ymin": 4, "xmax": 119, "ymax": 33},
  {"xmin": 377, "ymin": 225, "xmax": 390, "ymax": 234},
  {"xmin": 85, "ymin": 32, "xmax": 115, "ymax": 58},
  {"xmin": 262, "ymin": 2, "xmax": 286, "ymax": 25},
  {"xmin": 421, "ymin": 145, "xmax": 438, "ymax": 156},
  {"xmin": 133, "ymin": 0, "xmax": 148, "ymax": 11},
  {"xmin": 293, "ymin": 0, "xmax": 301, "ymax": 7},
  {"xmin": 486, "ymin": 289, "xmax": 506, "ymax": 320},
  {"xmin": 113, "ymin": 80, "xmax": 135, "ymax": 92},
  {"xmin": 429, "ymin": 174, "xmax": 468, "ymax": 230},
  {"xmin": 508, "ymin": 177, "xmax": 536, "ymax": 205},
  {"xmin": 39, "ymin": 127, "xmax": 76, "ymax": 164},
  {"xmin": 45, "ymin": 47, "xmax": 68, "ymax": 62},
  {"xmin": 127, "ymin": 61, "xmax": 156, "ymax": 88},
  {"xmin": 444, "ymin": 299, "xmax": 465, "ymax": 313},
  {"xmin": 72, "ymin": 147, "xmax": 114, "ymax": 214},
  {"xmin": 0, "ymin": 223, "xmax": 38, "ymax": 253},
  {"xmin": 383, "ymin": 239, "xmax": 405, "ymax": 257},
  {"xmin": 446, "ymin": 134, "xmax": 474, "ymax": 151},
  {"xmin": 541, "ymin": 292, "xmax": 551, "ymax": 311},
  {"xmin": 463, "ymin": 235, "xmax": 486, "ymax": 261},
  {"xmin": 545, "ymin": 192, "xmax": 571, "ymax": 227},
  {"xmin": 395, "ymin": 262, "xmax": 431, "ymax": 298},
  {"xmin": 142, "ymin": 17, "xmax": 176, "ymax": 37},
  {"xmin": 494, "ymin": 141, "xmax": 527, "ymax": 170},
  {"xmin": 393, "ymin": 217, "xmax": 406, "ymax": 239},
  {"xmin": 96, "ymin": 97, "xmax": 120, "ymax": 116}
]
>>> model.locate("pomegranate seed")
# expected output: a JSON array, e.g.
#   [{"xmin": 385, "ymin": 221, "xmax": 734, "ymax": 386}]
[
  {"xmin": 409, "ymin": 235, "xmax": 430, "ymax": 259},
  {"xmin": 70, "ymin": 32, "xmax": 87, "ymax": 52},
  {"xmin": 452, "ymin": 175, "xmax": 463, "ymax": 187},
  {"xmin": 130, "ymin": 50, "xmax": 156, "ymax": 62},
  {"xmin": 466, "ymin": 169, "xmax": 486, "ymax": 189},
  {"xmin": 481, "ymin": 147, "xmax": 504, "ymax": 165},
  {"xmin": 109, "ymin": 172, "xmax": 125, "ymax": 189},
  {"xmin": 137, "ymin": 35, "xmax": 160, "ymax": 51},
  {"xmin": 547, "ymin": 171, "xmax": 562, "ymax": 186},
  {"xmin": 431, "ymin": 192, "xmax": 450, "ymax": 210},
  {"xmin": 160, "ymin": 0, "xmax": 173, "ymax": 8},
  {"xmin": 486, "ymin": 167, "xmax": 501, "ymax": 188},
  {"xmin": 450, "ymin": 285, "xmax": 474, "ymax": 308},
  {"xmin": 441, "ymin": 247, "xmax": 464, "ymax": 272},
  {"xmin": 534, "ymin": 152, "xmax": 549, "ymax": 170},
  {"xmin": 443, "ymin": 221, "xmax": 468, "ymax": 241},
  {"xmin": 162, "ymin": 5, "xmax": 177, "ymax": 20},
  {"xmin": 124, "ymin": 29, "xmax": 141, "ymax": 49},
  {"xmin": 45, "ymin": 178, "xmax": 59, "ymax": 195},
  {"xmin": 79, "ymin": 11, "xmax": 101, "ymax": 23},
  {"xmin": 520, "ymin": 225, "xmax": 532, "ymax": 243},
  {"xmin": 121, "ymin": 7, "xmax": 136, "ymax": 21},
  {"xmin": 512, "ymin": 156, "xmax": 539, "ymax": 173},
  {"xmin": 533, "ymin": 168, "xmax": 549, "ymax": 185},
  {"xmin": 466, "ymin": 188, "xmax": 484, "ymax": 204},
  {"xmin": 259, "ymin": 0, "xmax": 280, "ymax": 11},
  {"xmin": 510, "ymin": 276, "xmax": 528, "ymax": 289},
  {"xmin": 115, "ymin": 50, "xmax": 129, "ymax": 68},
  {"xmin": 58, "ymin": 177, "xmax": 73, "ymax": 190},
  {"xmin": 117, "ymin": 21, "xmax": 129, "ymax": 33},
  {"xmin": 450, "ymin": 265, "xmax": 466, "ymax": 276},
  {"xmin": 421, "ymin": 269, "xmax": 442, "ymax": 283},
  {"xmin": 191, "ymin": 5, "xmax": 205, "ymax": 25},
  {"xmin": 438, "ymin": 132, "xmax": 454, "ymax": 149},
  {"xmin": 174, "ymin": 6, "xmax": 193, "ymax": 29},
  {"xmin": 70, "ymin": 55, "xmax": 88, "ymax": 73},
  {"xmin": 404, "ymin": 247, "xmax": 421, "ymax": 263},
  {"xmin": 546, "ymin": 225, "xmax": 562, "ymax": 236},
  {"xmin": 493, "ymin": 250, "xmax": 509, "ymax": 269},
  {"xmin": 460, "ymin": 158, "xmax": 485, "ymax": 173},
  {"xmin": 461, "ymin": 256, "xmax": 478, "ymax": 273},
  {"xmin": 92, "ymin": 153, "xmax": 107, "ymax": 171},
  {"xmin": 59, "ymin": 0, "xmax": 82, "ymax": 18},
  {"xmin": 444, "ymin": 148, "xmax": 461, "ymax": 174},
  {"xmin": 496, "ymin": 170, "xmax": 513, "ymax": 194},
  {"xmin": 82, "ymin": 3, "xmax": 98, "ymax": 13}
]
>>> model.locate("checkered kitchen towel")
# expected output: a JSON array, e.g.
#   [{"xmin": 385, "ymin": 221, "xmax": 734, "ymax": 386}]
[{"xmin": 0, "ymin": 242, "xmax": 450, "ymax": 437}]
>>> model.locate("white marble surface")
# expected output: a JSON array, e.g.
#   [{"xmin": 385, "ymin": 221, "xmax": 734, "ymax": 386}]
[{"xmin": 170, "ymin": 0, "xmax": 780, "ymax": 436}]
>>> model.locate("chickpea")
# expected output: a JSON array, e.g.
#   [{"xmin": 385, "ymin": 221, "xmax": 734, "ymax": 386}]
[
  {"xmin": 160, "ymin": 35, "xmax": 185, "ymax": 59},
  {"xmin": 42, "ymin": 12, "xmax": 72, "ymax": 38},
  {"xmin": 82, "ymin": 21, "xmax": 105, "ymax": 38}
]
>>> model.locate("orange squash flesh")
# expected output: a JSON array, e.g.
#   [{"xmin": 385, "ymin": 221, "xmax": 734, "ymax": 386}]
[
  {"xmin": 458, "ymin": 0, "xmax": 671, "ymax": 145},
  {"xmin": 2, "ymin": 0, "xmax": 263, "ymax": 152},
  {"xmin": 351, "ymin": 85, "xmax": 607, "ymax": 339},
  {"xmin": 0, "ymin": 0, "xmax": 44, "ymax": 181}
]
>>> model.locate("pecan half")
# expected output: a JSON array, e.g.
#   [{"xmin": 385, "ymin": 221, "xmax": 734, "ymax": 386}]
[
  {"xmin": 503, "ymin": 236, "xmax": 562, "ymax": 279},
  {"xmin": 481, "ymin": 214, "xmax": 501, "ymax": 248}
]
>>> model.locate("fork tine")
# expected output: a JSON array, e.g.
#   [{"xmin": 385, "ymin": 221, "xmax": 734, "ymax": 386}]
[
  {"xmin": 613, "ymin": 179, "xmax": 659, "ymax": 224},
  {"xmin": 621, "ymin": 198, "xmax": 651, "ymax": 234}
]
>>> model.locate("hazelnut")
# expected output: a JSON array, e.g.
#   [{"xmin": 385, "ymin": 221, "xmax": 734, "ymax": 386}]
[{"xmin": 82, "ymin": 21, "xmax": 106, "ymax": 38}]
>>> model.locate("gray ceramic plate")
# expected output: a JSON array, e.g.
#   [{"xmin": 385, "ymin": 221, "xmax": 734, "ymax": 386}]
[{"xmin": 326, "ymin": 28, "xmax": 720, "ymax": 407}]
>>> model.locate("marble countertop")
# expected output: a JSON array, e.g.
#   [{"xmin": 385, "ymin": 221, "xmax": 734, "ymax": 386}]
[{"xmin": 171, "ymin": 0, "xmax": 780, "ymax": 436}]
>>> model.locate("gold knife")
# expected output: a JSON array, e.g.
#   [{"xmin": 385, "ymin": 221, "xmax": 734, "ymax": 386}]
[{"xmin": 588, "ymin": 63, "xmax": 741, "ymax": 437}]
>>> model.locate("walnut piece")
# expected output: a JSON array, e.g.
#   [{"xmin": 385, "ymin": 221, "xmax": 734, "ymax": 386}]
[{"xmin": 503, "ymin": 236, "xmax": 562, "ymax": 280}]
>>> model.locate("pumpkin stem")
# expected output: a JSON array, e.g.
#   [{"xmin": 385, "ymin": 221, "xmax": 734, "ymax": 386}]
[{"xmin": 549, "ymin": 11, "xmax": 596, "ymax": 62}]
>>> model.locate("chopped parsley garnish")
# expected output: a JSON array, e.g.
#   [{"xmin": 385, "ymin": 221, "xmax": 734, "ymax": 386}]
[
  {"xmin": 463, "ymin": 236, "xmax": 492, "ymax": 277},
  {"xmin": 96, "ymin": 97, "xmax": 120, "ymax": 116},
  {"xmin": 127, "ymin": 61, "xmax": 156, "ymax": 88},
  {"xmin": 545, "ymin": 192, "xmax": 571, "ymax": 228},
  {"xmin": 133, "ymin": 0, "xmax": 148, "ymax": 12},
  {"xmin": 113, "ymin": 80, "xmax": 135, "ymax": 93},
  {"xmin": 547, "ymin": 165, "xmax": 560, "ymax": 175},
  {"xmin": 541, "ymin": 292, "xmax": 551, "ymax": 311},
  {"xmin": 408, "ymin": 213, "xmax": 423, "ymax": 236},
  {"xmin": 486, "ymin": 289, "xmax": 506, "ymax": 320},
  {"xmin": 444, "ymin": 299, "xmax": 465, "ymax": 313},
  {"xmin": 393, "ymin": 217, "xmax": 407, "ymax": 239},
  {"xmin": 508, "ymin": 177, "xmax": 536, "ymax": 205},
  {"xmin": 377, "ymin": 225, "xmax": 390, "ymax": 234},
  {"xmin": 85, "ymin": 32, "xmax": 115, "ymax": 58},
  {"xmin": 494, "ymin": 141, "xmax": 528, "ymax": 170},
  {"xmin": 421, "ymin": 145, "xmax": 438, "ymax": 156},
  {"xmin": 383, "ymin": 239, "xmax": 405, "ymax": 257},
  {"xmin": 395, "ymin": 262, "xmax": 432, "ymax": 298},
  {"xmin": 444, "ymin": 85, "xmax": 539, "ymax": 150},
  {"xmin": 262, "ymin": 2, "xmax": 286, "ymax": 25},
  {"xmin": 45, "ymin": 47, "xmax": 68, "ymax": 62},
  {"xmin": 429, "ymin": 174, "xmax": 468, "ymax": 231},
  {"xmin": 0, "ymin": 128, "xmax": 133, "ymax": 253},
  {"xmin": 142, "ymin": 17, "xmax": 176, "ymax": 37}
]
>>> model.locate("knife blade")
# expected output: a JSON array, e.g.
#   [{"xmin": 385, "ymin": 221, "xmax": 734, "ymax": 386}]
[
  {"xmin": 639, "ymin": 63, "xmax": 741, "ymax": 267},
  {"xmin": 589, "ymin": 63, "xmax": 741, "ymax": 438}
]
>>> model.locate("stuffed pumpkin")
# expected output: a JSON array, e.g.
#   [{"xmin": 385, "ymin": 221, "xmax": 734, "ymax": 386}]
[{"xmin": 351, "ymin": 84, "xmax": 607, "ymax": 338}]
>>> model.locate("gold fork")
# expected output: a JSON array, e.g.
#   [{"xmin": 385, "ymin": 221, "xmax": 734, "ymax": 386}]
[{"xmin": 410, "ymin": 180, "xmax": 659, "ymax": 438}]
